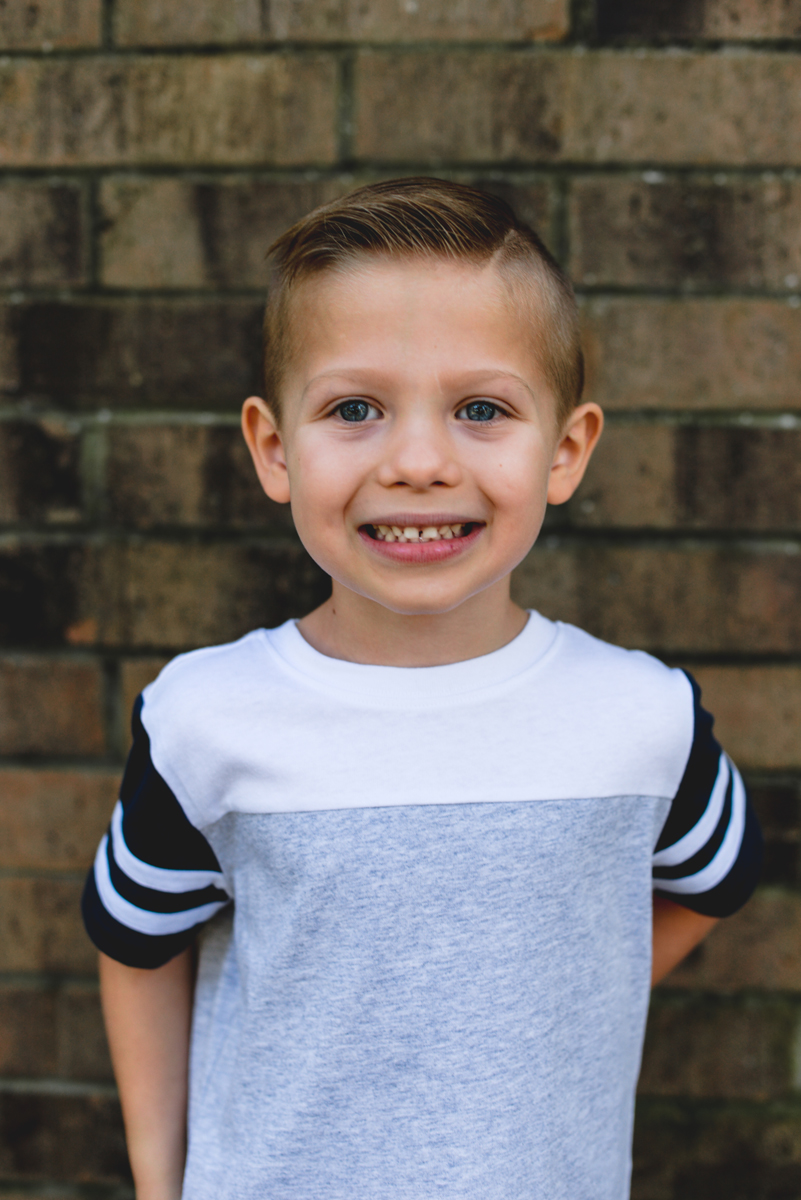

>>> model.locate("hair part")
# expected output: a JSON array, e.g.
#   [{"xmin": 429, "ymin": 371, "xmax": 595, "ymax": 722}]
[{"xmin": 263, "ymin": 177, "xmax": 584, "ymax": 428}]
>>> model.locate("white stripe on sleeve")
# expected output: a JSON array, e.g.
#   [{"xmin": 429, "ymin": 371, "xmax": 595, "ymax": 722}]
[
  {"xmin": 655, "ymin": 762, "xmax": 746, "ymax": 897},
  {"xmin": 110, "ymin": 801, "xmax": 228, "ymax": 894},
  {"xmin": 653, "ymin": 752, "xmax": 729, "ymax": 869}
]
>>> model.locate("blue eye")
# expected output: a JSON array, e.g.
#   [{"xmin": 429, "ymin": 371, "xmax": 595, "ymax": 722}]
[
  {"xmin": 338, "ymin": 400, "xmax": 372, "ymax": 422},
  {"xmin": 461, "ymin": 401, "xmax": 499, "ymax": 422}
]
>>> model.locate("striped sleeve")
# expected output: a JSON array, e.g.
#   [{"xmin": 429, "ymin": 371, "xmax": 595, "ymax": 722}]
[
  {"xmin": 652, "ymin": 671, "xmax": 763, "ymax": 918},
  {"xmin": 81, "ymin": 693, "xmax": 231, "ymax": 968}
]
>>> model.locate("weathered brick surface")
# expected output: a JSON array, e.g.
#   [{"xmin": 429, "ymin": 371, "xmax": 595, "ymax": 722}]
[
  {"xmin": 689, "ymin": 666, "xmax": 801, "ymax": 770},
  {"xmin": 116, "ymin": 0, "xmax": 569, "ymax": 45},
  {"xmin": 0, "ymin": 983, "xmax": 112, "ymax": 1080},
  {"xmin": 750, "ymin": 783, "xmax": 801, "ymax": 886},
  {"xmin": 0, "ymin": 55, "xmax": 338, "ymax": 168},
  {"xmin": 565, "ymin": 424, "xmax": 801, "ymax": 531},
  {"xmin": 0, "ymin": 1092, "xmax": 127, "ymax": 1182},
  {"xmin": 569, "ymin": 176, "xmax": 801, "ymax": 290},
  {"xmin": 0, "ymin": 419, "xmax": 82, "ymax": 525},
  {"xmin": 513, "ymin": 543, "xmax": 801, "ymax": 655},
  {"xmin": 0, "ymin": 877, "xmax": 94, "ymax": 973},
  {"xmin": 639, "ymin": 997, "xmax": 797, "ymax": 1100},
  {"xmin": 599, "ymin": 0, "xmax": 801, "ymax": 40},
  {"xmin": 582, "ymin": 299, "xmax": 801, "ymax": 411},
  {"xmin": 0, "ymin": 770, "xmax": 116, "ymax": 870},
  {"xmin": 354, "ymin": 51, "xmax": 801, "ymax": 166},
  {"xmin": 105, "ymin": 424, "xmax": 292, "ymax": 529},
  {"xmin": 662, "ymin": 889, "xmax": 801, "ymax": 992},
  {"xmin": 3, "ymin": 300, "xmax": 263, "ymax": 410},
  {"xmin": 0, "ymin": 658, "xmax": 105, "ymax": 757},
  {"xmin": 0, "ymin": 183, "xmax": 86, "ymax": 288},
  {"xmin": 0, "ymin": 0, "xmax": 102, "ymax": 50}
]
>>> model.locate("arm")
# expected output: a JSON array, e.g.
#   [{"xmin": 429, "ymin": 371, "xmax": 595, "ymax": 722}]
[
  {"xmin": 99, "ymin": 947, "xmax": 194, "ymax": 1200},
  {"xmin": 651, "ymin": 894, "xmax": 718, "ymax": 987}
]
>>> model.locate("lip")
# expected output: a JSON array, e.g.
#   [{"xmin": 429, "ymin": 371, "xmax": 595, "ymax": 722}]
[
  {"xmin": 361, "ymin": 513, "xmax": 483, "ymax": 528},
  {"xmin": 358, "ymin": 521, "xmax": 485, "ymax": 564}
]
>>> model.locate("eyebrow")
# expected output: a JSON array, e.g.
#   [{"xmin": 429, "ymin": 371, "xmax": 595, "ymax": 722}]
[{"xmin": 302, "ymin": 368, "xmax": 537, "ymax": 400}]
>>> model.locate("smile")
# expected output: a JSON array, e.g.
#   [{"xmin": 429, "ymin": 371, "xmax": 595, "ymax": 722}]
[{"xmin": 364, "ymin": 522, "xmax": 479, "ymax": 543}]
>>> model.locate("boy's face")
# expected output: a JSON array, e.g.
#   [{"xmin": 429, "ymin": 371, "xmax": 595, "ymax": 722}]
[{"xmin": 244, "ymin": 257, "xmax": 601, "ymax": 620}]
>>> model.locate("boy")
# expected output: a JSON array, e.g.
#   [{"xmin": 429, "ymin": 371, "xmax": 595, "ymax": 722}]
[{"xmin": 83, "ymin": 179, "xmax": 762, "ymax": 1200}]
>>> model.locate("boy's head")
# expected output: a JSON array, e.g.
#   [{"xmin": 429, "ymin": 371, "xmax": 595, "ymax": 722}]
[
  {"xmin": 242, "ymin": 178, "xmax": 602, "ymax": 632},
  {"xmin": 263, "ymin": 178, "xmax": 583, "ymax": 431}
]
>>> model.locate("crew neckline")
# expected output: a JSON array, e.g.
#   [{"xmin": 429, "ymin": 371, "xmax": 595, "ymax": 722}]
[{"xmin": 261, "ymin": 610, "xmax": 558, "ymax": 703}]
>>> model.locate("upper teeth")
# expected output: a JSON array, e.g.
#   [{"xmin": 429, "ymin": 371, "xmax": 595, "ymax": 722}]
[{"xmin": 373, "ymin": 523, "xmax": 468, "ymax": 542}]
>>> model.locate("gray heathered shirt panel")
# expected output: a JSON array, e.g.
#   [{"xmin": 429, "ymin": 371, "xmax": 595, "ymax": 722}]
[{"xmin": 184, "ymin": 796, "xmax": 670, "ymax": 1200}]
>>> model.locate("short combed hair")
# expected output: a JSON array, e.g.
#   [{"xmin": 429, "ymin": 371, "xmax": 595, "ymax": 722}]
[{"xmin": 263, "ymin": 177, "xmax": 584, "ymax": 426}]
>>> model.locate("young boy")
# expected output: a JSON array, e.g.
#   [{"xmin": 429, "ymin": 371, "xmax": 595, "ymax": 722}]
[{"xmin": 83, "ymin": 178, "xmax": 762, "ymax": 1200}]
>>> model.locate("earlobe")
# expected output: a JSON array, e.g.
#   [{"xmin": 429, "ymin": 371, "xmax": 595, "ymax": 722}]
[
  {"xmin": 241, "ymin": 396, "xmax": 291, "ymax": 505},
  {"xmin": 546, "ymin": 403, "xmax": 604, "ymax": 506}
]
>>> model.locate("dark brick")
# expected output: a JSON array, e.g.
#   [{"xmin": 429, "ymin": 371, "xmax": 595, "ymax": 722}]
[
  {"xmin": 0, "ymin": 1091, "xmax": 127, "ymax": 1182},
  {"xmin": 639, "ymin": 997, "xmax": 796, "ymax": 1100},
  {"xmin": 105, "ymin": 424, "xmax": 294, "ymax": 530},
  {"xmin": 0, "ymin": 983, "xmax": 110, "ymax": 1082},
  {"xmin": 750, "ymin": 784, "xmax": 801, "ymax": 886},
  {"xmin": 0, "ymin": 183, "xmax": 86, "ymax": 287},
  {"xmin": 58, "ymin": 987, "xmax": 114, "ymax": 1081},
  {"xmin": 0, "ymin": 877, "xmax": 94, "ymax": 973},
  {"xmin": 0, "ymin": 543, "xmax": 84, "ymax": 648},
  {"xmin": 5, "ymin": 300, "xmax": 263, "ymax": 410},
  {"xmin": 0, "ymin": 659, "xmax": 105, "ymax": 757},
  {"xmin": 0, "ymin": 419, "xmax": 82, "ymax": 525},
  {"xmin": 0, "ymin": 0, "xmax": 102, "ymax": 49},
  {"xmin": 689, "ymin": 666, "xmax": 801, "ymax": 770},
  {"xmin": 0, "ymin": 769, "xmax": 117, "ymax": 869},
  {"xmin": 599, "ymin": 0, "xmax": 801, "ymax": 40},
  {"xmin": 569, "ymin": 176, "xmax": 801, "ymax": 291}
]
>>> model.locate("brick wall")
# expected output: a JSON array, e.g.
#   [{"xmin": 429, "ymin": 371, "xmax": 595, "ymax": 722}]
[{"xmin": 1, "ymin": 2, "xmax": 800, "ymax": 1196}]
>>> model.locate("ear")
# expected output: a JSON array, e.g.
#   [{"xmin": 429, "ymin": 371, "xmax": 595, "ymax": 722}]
[
  {"xmin": 546, "ymin": 402, "xmax": 604, "ymax": 506},
  {"xmin": 241, "ymin": 396, "xmax": 291, "ymax": 504}
]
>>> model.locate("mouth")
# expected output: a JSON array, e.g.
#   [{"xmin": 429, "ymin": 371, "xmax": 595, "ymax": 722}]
[
  {"xmin": 357, "ymin": 518, "xmax": 485, "ymax": 563},
  {"xmin": 361, "ymin": 521, "xmax": 482, "ymax": 543}
]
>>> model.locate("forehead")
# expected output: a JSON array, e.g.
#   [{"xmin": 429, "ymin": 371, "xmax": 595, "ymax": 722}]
[{"xmin": 281, "ymin": 256, "xmax": 550, "ymax": 396}]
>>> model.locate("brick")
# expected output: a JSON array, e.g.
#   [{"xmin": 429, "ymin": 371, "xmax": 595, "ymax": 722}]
[
  {"xmin": 0, "ymin": 419, "xmax": 82, "ymax": 525},
  {"xmin": 0, "ymin": 540, "xmax": 329, "ymax": 650},
  {"xmin": 57, "ymin": 986, "xmax": 114, "ymax": 1081},
  {"xmin": 0, "ymin": 0, "xmax": 101, "ymax": 49},
  {"xmin": 4, "ymin": 300, "xmax": 263, "ymax": 410},
  {"xmin": 689, "ymin": 666, "xmax": 801, "ymax": 770},
  {"xmin": 0, "ymin": 306, "xmax": 19, "ymax": 394},
  {"xmin": 662, "ymin": 889, "xmax": 801, "ymax": 992},
  {"xmin": 0, "ymin": 984, "xmax": 111, "ymax": 1081},
  {"xmin": 750, "ymin": 784, "xmax": 801, "ymax": 886},
  {"xmin": 0, "ymin": 1091, "xmax": 127, "ymax": 1182},
  {"xmin": 105, "ymin": 424, "xmax": 294, "ymax": 530},
  {"xmin": 569, "ymin": 176, "xmax": 801, "ymax": 291},
  {"xmin": 0, "ymin": 769, "xmax": 117, "ymax": 870},
  {"xmin": 639, "ymin": 997, "xmax": 796, "ymax": 1100},
  {"xmin": 119, "ymin": 659, "xmax": 169, "ymax": 741},
  {"xmin": 0, "ymin": 657, "xmax": 105, "ymax": 757},
  {"xmin": 99, "ymin": 176, "xmax": 347, "ymax": 289},
  {"xmin": 0, "ymin": 183, "xmax": 86, "ymax": 287},
  {"xmin": 565, "ymin": 424, "xmax": 801, "ymax": 531},
  {"xmin": 354, "ymin": 51, "xmax": 801, "ymax": 166},
  {"xmin": 0, "ymin": 55, "xmax": 337, "ymax": 168},
  {"xmin": 115, "ymin": 0, "xmax": 568, "ymax": 45},
  {"xmin": 512, "ymin": 542, "xmax": 801, "ymax": 655},
  {"xmin": 599, "ymin": 0, "xmax": 801, "ymax": 40},
  {"xmin": 0, "ymin": 877, "xmax": 94, "ymax": 973},
  {"xmin": 632, "ymin": 1104, "xmax": 801, "ymax": 1200},
  {"xmin": 582, "ymin": 299, "xmax": 801, "ymax": 411}
]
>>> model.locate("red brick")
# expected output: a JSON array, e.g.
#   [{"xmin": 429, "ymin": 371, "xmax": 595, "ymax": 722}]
[
  {"xmin": 105, "ymin": 424, "xmax": 294, "ymax": 530},
  {"xmin": 0, "ymin": 183, "xmax": 86, "ymax": 287},
  {"xmin": 0, "ymin": 657, "xmax": 105, "ymax": 757},
  {"xmin": 569, "ymin": 175, "xmax": 801, "ymax": 291},
  {"xmin": 567, "ymin": 424, "xmax": 801, "ymax": 531},
  {"xmin": 689, "ymin": 666, "xmax": 801, "ymax": 770},
  {"xmin": 512, "ymin": 542, "xmax": 801, "ymax": 655},
  {"xmin": 0, "ymin": 55, "xmax": 337, "ymax": 168},
  {"xmin": 639, "ymin": 998, "xmax": 795, "ymax": 1100},
  {"xmin": 0, "ymin": 769, "xmax": 117, "ymax": 871},
  {"xmin": 599, "ymin": 0, "xmax": 801, "ymax": 40},
  {"xmin": 6, "ymin": 299, "xmax": 263, "ymax": 410},
  {"xmin": 0, "ymin": 877, "xmax": 94, "ymax": 973},
  {"xmin": 582, "ymin": 299, "xmax": 801, "ymax": 411},
  {"xmin": 0, "ymin": 1091, "xmax": 127, "ymax": 1182},
  {"xmin": 354, "ymin": 51, "xmax": 801, "ymax": 166},
  {"xmin": 0, "ymin": 419, "xmax": 82, "ymax": 525},
  {"xmin": 115, "ymin": 0, "xmax": 568, "ymax": 45},
  {"xmin": 0, "ymin": 0, "xmax": 101, "ymax": 49},
  {"xmin": 662, "ymin": 889, "xmax": 801, "ymax": 992}
]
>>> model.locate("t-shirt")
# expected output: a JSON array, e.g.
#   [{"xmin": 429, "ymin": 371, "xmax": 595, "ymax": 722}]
[{"xmin": 82, "ymin": 612, "xmax": 762, "ymax": 1200}]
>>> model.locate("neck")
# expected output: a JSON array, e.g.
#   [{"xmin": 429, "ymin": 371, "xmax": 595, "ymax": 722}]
[{"xmin": 296, "ymin": 579, "xmax": 528, "ymax": 667}]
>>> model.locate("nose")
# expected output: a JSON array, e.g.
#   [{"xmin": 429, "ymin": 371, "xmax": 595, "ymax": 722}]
[{"xmin": 375, "ymin": 411, "xmax": 462, "ymax": 491}]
